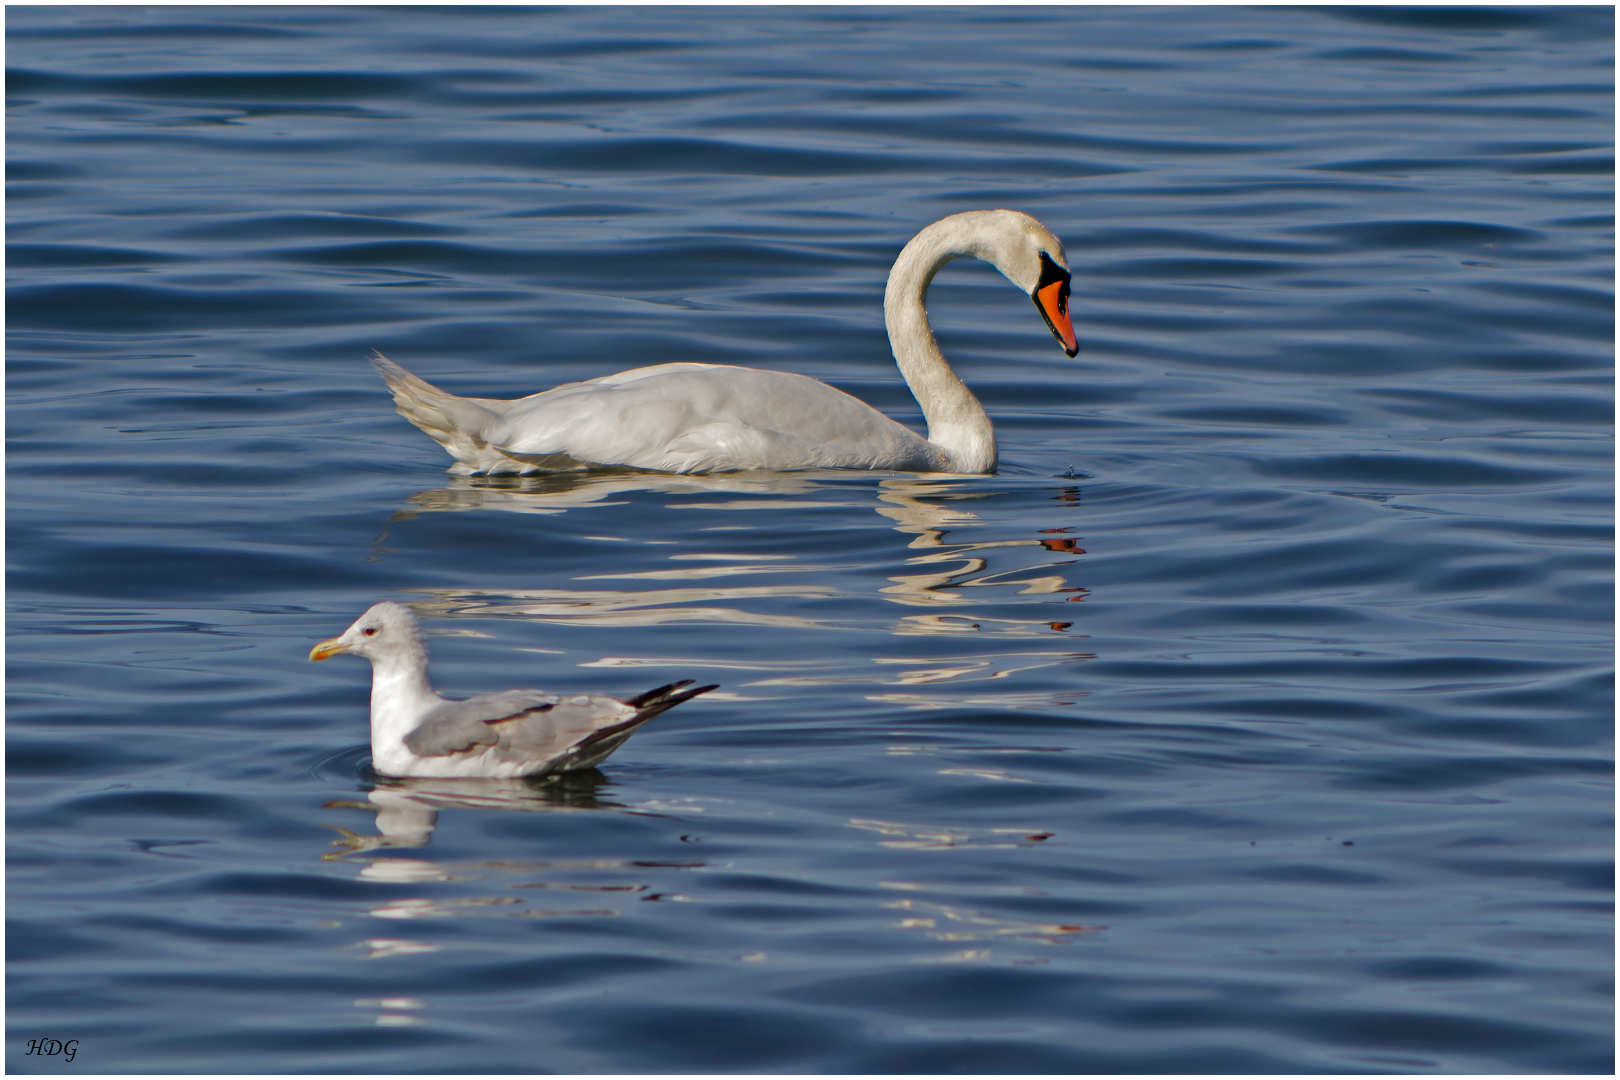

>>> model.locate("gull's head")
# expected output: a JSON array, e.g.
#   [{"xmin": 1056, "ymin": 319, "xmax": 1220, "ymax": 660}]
[{"xmin": 310, "ymin": 601, "xmax": 422, "ymax": 663}]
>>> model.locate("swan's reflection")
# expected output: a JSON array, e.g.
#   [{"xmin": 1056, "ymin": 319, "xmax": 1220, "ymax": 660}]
[
  {"xmin": 384, "ymin": 470, "xmax": 1092, "ymax": 708},
  {"xmin": 875, "ymin": 478, "xmax": 1087, "ymax": 607},
  {"xmin": 393, "ymin": 469, "xmax": 838, "ymax": 517},
  {"xmin": 390, "ymin": 472, "xmax": 1088, "ymax": 624}
]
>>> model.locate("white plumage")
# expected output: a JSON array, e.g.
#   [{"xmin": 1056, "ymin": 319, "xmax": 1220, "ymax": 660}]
[
  {"xmin": 374, "ymin": 209, "xmax": 1078, "ymax": 477},
  {"xmin": 310, "ymin": 602, "xmax": 715, "ymax": 779}
]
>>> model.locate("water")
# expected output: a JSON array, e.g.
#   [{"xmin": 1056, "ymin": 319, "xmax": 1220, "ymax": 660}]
[{"xmin": 7, "ymin": 5, "xmax": 1612, "ymax": 1073}]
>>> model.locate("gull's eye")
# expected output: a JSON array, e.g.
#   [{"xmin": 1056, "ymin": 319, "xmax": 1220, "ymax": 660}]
[{"xmin": 362, "ymin": 627, "xmax": 378, "ymax": 636}]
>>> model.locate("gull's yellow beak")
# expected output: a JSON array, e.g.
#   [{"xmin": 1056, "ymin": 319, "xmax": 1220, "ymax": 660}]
[{"xmin": 309, "ymin": 638, "xmax": 348, "ymax": 661}]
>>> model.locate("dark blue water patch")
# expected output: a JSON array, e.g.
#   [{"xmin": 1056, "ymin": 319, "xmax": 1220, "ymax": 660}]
[
  {"xmin": 52, "ymin": 789, "xmax": 265, "ymax": 823},
  {"xmin": 453, "ymin": 86, "xmax": 749, "ymax": 115},
  {"xmin": 86, "ymin": 913, "xmax": 314, "ymax": 947},
  {"xmin": 5, "ymin": 243, "xmax": 194, "ymax": 269},
  {"xmin": 788, "ymin": 964, "xmax": 1083, "ymax": 1019},
  {"xmin": 4, "ymin": 67, "xmax": 421, "ymax": 103},
  {"xmin": 178, "ymin": 870, "xmax": 402, "ymax": 903},
  {"xmin": 418, "ymin": 135, "xmax": 1131, "ymax": 180},
  {"xmin": 1249, "ymin": 451, "xmax": 1571, "ymax": 489},
  {"xmin": 864, "ymin": 1040, "xmax": 1302, "ymax": 1074},
  {"xmin": 1289, "ymin": 218, "xmax": 1548, "ymax": 253},
  {"xmin": 165, "ymin": 213, "xmax": 467, "ymax": 242},
  {"xmin": 1456, "ymin": 669, "xmax": 1614, "ymax": 721},
  {"xmin": 260, "ymin": 236, "xmax": 859, "ymax": 286},
  {"xmin": 1313, "ymin": 152, "xmax": 1613, "ymax": 176},
  {"xmin": 695, "ymin": 110, "xmax": 1279, "ymax": 158},
  {"xmin": 1321, "ymin": 7, "xmax": 1591, "ymax": 32},
  {"xmin": 1365, "ymin": 955, "xmax": 1511, "ymax": 980},
  {"xmin": 11, "ymin": 540, "xmax": 395, "ymax": 600},
  {"xmin": 1473, "ymin": 139, "xmax": 1615, "ymax": 157},
  {"xmin": 1086, "ymin": 256, "xmax": 1304, "ymax": 281},
  {"xmin": 132, "ymin": 1022, "xmax": 475, "ymax": 1057},
  {"xmin": 5, "ymin": 738, "xmax": 169, "ymax": 778},
  {"xmin": 4, "ymin": 183, "xmax": 73, "ymax": 200},
  {"xmin": 1237, "ymin": 862, "xmax": 1388, "ymax": 886},
  {"xmin": 1065, "ymin": 55, "xmax": 1177, "ymax": 71},
  {"xmin": 5, "ymin": 159, "xmax": 85, "ymax": 180},
  {"xmin": 1333, "ymin": 753, "xmax": 1610, "ymax": 793},
  {"xmin": 1181, "ymin": 37, "xmax": 1292, "ymax": 51},
  {"xmin": 1468, "ymin": 278, "xmax": 1615, "ymax": 312},
  {"xmin": 1437, "ymin": 854, "xmax": 1614, "ymax": 892},
  {"xmin": 8, "ymin": 19, "xmax": 321, "ymax": 41},
  {"xmin": 1547, "ymin": 212, "xmax": 1614, "ymax": 229},
  {"xmin": 1312, "ymin": 47, "xmax": 1470, "ymax": 64},
  {"xmin": 1292, "ymin": 1008, "xmax": 1574, "ymax": 1057},
  {"xmin": 1159, "ymin": 404, "xmax": 1354, "ymax": 428},
  {"xmin": 487, "ymin": 201, "xmax": 664, "ymax": 219},
  {"xmin": 6, "ymin": 282, "xmax": 402, "ymax": 333},
  {"xmin": 1364, "ymin": 386, "xmax": 1613, "ymax": 425},
  {"xmin": 436, "ymin": 951, "xmax": 681, "ymax": 992},
  {"xmin": 554, "ymin": 1001, "xmax": 858, "ymax": 1071},
  {"xmin": 1077, "ymin": 226, "xmax": 1319, "ymax": 256}
]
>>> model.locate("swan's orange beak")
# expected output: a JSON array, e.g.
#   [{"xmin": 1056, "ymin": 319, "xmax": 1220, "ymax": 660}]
[
  {"xmin": 1036, "ymin": 278, "xmax": 1078, "ymax": 357},
  {"xmin": 1032, "ymin": 252, "xmax": 1078, "ymax": 357},
  {"xmin": 310, "ymin": 637, "xmax": 348, "ymax": 661}
]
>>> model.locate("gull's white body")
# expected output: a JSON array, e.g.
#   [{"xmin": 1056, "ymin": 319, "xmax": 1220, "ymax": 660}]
[
  {"xmin": 374, "ymin": 209, "xmax": 1077, "ymax": 477},
  {"xmin": 310, "ymin": 602, "xmax": 715, "ymax": 779}
]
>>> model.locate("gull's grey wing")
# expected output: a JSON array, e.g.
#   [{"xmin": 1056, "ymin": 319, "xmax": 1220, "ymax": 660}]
[
  {"xmin": 402, "ymin": 690, "xmax": 563, "ymax": 757},
  {"xmin": 404, "ymin": 681, "xmax": 718, "ymax": 775}
]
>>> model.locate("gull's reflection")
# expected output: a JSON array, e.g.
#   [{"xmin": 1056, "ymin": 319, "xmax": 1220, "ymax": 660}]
[
  {"xmin": 324, "ymin": 773, "xmax": 708, "ymax": 994},
  {"xmin": 321, "ymin": 770, "xmax": 619, "ymax": 858}
]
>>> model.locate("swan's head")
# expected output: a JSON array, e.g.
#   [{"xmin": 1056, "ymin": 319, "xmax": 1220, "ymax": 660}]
[
  {"xmin": 310, "ymin": 601, "xmax": 423, "ymax": 664},
  {"xmin": 929, "ymin": 210, "xmax": 1079, "ymax": 358}
]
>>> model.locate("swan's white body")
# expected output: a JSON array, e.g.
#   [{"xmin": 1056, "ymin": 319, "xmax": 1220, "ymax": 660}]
[{"xmin": 375, "ymin": 209, "xmax": 1077, "ymax": 476}]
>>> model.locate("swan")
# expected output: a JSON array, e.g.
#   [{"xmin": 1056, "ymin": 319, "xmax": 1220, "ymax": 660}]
[
  {"xmin": 310, "ymin": 601, "xmax": 717, "ymax": 779},
  {"xmin": 372, "ymin": 209, "xmax": 1077, "ymax": 476}
]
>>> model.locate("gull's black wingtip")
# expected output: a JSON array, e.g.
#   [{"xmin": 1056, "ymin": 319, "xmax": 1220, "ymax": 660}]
[
  {"xmin": 625, "ymin": 680, "xmax": 719, "ymax": 716},
  {"xmin": 626, "ymin": 679, "xmax": 696, "ymax": 709}
]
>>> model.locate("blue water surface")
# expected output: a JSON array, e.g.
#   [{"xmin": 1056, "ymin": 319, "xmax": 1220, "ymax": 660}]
[{"xmin": 7, "ymin": 5, "xmax": 1613, "ymax": 1074}]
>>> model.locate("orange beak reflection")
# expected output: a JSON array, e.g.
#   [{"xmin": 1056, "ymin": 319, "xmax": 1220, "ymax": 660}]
[{"xmin": 1036, "ymin": 278, "xmax": 1078, "ymax": 358}]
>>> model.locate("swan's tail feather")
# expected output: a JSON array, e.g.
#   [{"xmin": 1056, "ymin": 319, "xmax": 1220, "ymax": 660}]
[{"xmin": 370, "ymin": 352, "xmax": 504, "ymax": 466}]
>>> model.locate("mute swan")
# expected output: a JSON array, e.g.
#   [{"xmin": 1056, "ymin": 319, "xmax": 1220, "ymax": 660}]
[
  {"xmin": 311, "ymin": 602, "xmax": 717, "ymax": 779},
  {"xmin": 373, "ymin": 209, "xmax": 1077, "ymax": 476}
]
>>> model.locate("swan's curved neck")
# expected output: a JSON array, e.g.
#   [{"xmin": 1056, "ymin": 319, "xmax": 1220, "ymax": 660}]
[{"xmin": 884, "ymin": 218, "xmax": 999, "ymax": 474}]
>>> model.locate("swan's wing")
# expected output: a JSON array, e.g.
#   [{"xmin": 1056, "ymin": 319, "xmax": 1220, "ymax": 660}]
[
  {"xmin": 403, "ymin": 681, "xmax": 716, "ymax": 775},
  {"xmin": 488, "ymin": 365, "xmax": 945, "ymax": 473}
]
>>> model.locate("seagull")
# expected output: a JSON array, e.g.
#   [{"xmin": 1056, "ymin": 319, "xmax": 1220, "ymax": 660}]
[{"xmin": 310, "ymin": 601, "xmax": 717, "ymax": 778}]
